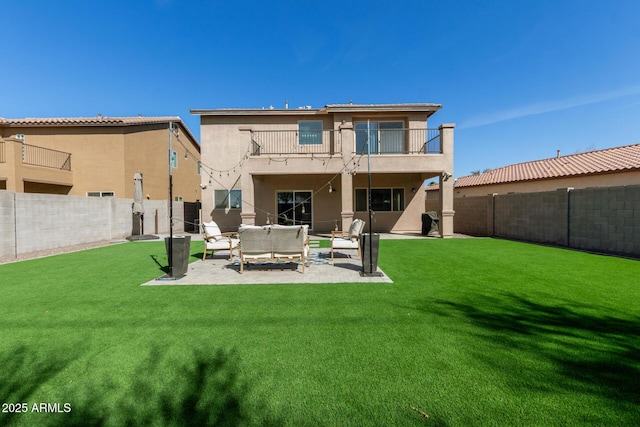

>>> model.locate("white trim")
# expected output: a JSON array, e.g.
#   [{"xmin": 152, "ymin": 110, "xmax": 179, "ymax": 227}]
[{"xmin": 87, "ymin": 191, "xmax": 115, "ymax": 197}]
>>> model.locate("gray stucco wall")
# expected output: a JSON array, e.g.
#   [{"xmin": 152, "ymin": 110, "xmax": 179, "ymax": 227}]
[{"xmin": 0, "ymin": 192, "xmax": 185, "ymax": 261}]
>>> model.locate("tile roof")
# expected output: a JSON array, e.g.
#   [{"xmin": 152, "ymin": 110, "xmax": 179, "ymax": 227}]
[
  {"xmin": 1, "ymin": 116, "xmax": 200, "ymax": 148},
  {"xmin": 426, "ymin": 144, "xmax": 640, "ymax": 191},
  {"xmin": 456, "ymin": 144, "xmax": 640, "ymax": 187},
  {"xmin": 3, "ymin": 116, "xmax": 182, "ymax": 127}
]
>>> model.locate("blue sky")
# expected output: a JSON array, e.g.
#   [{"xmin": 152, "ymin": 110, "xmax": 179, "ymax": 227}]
[{"xmin": 3, "ymin": 0, "xmax": 640, "ymax": 177}]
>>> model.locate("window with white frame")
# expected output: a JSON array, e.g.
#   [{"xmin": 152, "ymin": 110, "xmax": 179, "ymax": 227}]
[
  {"xmin": 87, "ymin": 191, "xmax": 115, "ymax": 197},
  {"xmin": 355, "ymin": 188, "xmax": 404, "ymax": 212},
  {"xmin": 214, "ymin": 189, "xmax": 242, "ymax": 209},
  {"xmin": 298, "ymin": 121, "xmax": 323, "ymax": 145}
]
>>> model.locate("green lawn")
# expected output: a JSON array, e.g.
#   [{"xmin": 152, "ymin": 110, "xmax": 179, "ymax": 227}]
[{"xmin": 1, "ymin": 238, "xmax": 639, "ymax": 426}]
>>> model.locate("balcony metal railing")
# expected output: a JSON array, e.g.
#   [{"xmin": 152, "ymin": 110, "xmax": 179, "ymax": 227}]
[
  {"xmin": 354, "ymin": 128, "xmax": 441, "ymax": 154},
  {"xmin": 22, "ymin": 143, "xmax": 72, "ymax": 171},
  {"xmin": 424, "ymin": 128, "xmax": 441, "ymax": 154},
  {"xmin": 250, "ymin": 128, "xmax": 442, "ymax": 156},
  {"xmin": 0, "ymin": 141, "xmax": 5, "ymax": 163},
  {"xmin": 251, "ymin": 129, "xmax": 342, "ymax": 156}
]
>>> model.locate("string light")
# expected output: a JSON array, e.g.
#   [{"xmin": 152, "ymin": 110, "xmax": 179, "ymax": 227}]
[{"xmin": 192, "ymin": 130, "xmax": 366, "ymax": 226}]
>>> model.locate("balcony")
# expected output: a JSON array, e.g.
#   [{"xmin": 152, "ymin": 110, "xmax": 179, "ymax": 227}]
[
  {"xmin": 0, "ymin": 141, "xmax": 73, "ymax": 191},
  {"xmin": 250, "ymin": 128, "xmax": 440, "ymax": 156},
  {"xmin": 251, "ymin": 129, "xmax": 342, "ymax": 156},
  {"xmin": 22, "ymin": 143, "xmax": 71, "ymax": 171},
  {"xmin": 354, "ymin": 128, "xmax": 441, "ymax": 155}
]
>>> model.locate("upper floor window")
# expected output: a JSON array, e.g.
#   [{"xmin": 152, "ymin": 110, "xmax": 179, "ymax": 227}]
[
  {"xmin": 355, "ymin": 121, "xmax": 404, "ymax": 154},
  {"xmin": 298, "ymin": 121, "xmax": 323, "ymax": 145}
]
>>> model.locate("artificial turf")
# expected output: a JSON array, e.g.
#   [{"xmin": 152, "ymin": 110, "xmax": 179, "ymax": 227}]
[{"xmin": 0, "ymin": 238, "xmax": 638, "ymax": 426}]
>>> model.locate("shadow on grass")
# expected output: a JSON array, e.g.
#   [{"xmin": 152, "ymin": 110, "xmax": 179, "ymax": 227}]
[
  {"xmin": 2, "ymin": 345, "xmax": 282, "ymax": 427},
  {"xmin": 0, "ymin": 345, "xmax": 79, "ymax": 426},
  {"xmin": 150, "ymin": 254, "xmax": 169, "ymax": 274},
  {"xmin": 64, "ymin": 346, "xmax": 281, "ymax": 427},
  {"xmin": 423, "ymin": 294, "xmax": 640, "ymax": 408}
]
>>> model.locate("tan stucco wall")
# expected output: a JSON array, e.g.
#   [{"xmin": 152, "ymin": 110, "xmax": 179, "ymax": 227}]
[
  {"xmin": 0, "ymin": 123, "xmax": 201, "ymax": 202},
  {"xmin": 5, "ymin": 126, "xmax": 126, "ymax": 196},
  {"xmin": 199, "ymin": 110, "xmax": 454, "ymax": 234},
  {"xmin": 123, "ymin": 126, "xmax": 201, "ymax": 203}
]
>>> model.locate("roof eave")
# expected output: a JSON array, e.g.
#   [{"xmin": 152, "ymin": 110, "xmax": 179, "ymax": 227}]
[
  {"xmin": 325, "ymin": 103, "xmax": 442, "ymax": 114},
  {"xmin": 190, "ymin": 108, "xmax": 323, "ymax": 116},
  {"xmin": 191, "ymin": 103, "xmax": 443, "ymax": 117}
]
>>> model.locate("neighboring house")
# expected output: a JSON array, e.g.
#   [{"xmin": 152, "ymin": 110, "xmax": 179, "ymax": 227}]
[
  {"xmin": 191, "ymin": 103, "xmax": 455, "ymax": 236},
  {"xmin": 426, "ymin": 144, "xmax": 640, "ymax": 198},
  {"xmin": 0, "ymin": 116, "xmax": 201, "ymax": 202}
]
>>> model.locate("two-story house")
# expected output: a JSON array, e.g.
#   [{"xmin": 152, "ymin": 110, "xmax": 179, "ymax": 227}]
[
  {"xmin": 192, "ymin": 103, "xmax": 454, "ymax": 236},
  {"xmin": 0, "ymin": 115, "xmax": 201, "ymax": 202}
]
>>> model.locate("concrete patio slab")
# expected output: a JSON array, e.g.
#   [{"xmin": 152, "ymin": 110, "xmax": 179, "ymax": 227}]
[{"xmin": 142, "ymin": 247, "xmax": 393, "ymax": 286}]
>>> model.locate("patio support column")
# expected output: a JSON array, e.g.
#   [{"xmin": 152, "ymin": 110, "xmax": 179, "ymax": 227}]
[
  {"xmin": 338, "ymin": 122, "xmax": 355, "ymax": 231},
  {"xmin": 7, "ymin": 140, "xmax": 24, "ymax": 192},
  {"xmin": 340, "ymin": 171, "xmax": 354, "ymax": 231},
  {"xmin": 439, "ymin": 124, "xmax": 455, "ymax": 238},
  {"xmin": 240, "ymin": 173, "xmax": 256, "ymax": 225}
]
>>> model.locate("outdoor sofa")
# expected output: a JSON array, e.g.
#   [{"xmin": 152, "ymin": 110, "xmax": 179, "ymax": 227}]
[{"xmin": 238, "ymin": 224, "xmax": 310, "ymax": 273}]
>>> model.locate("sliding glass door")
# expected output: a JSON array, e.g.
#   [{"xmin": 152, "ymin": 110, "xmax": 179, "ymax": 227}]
[
  {"xmin": 355, "ymin": 121, "xmax": 404, "ymax": 154},
  {"xmin": 355, "ymin": 122, "xmax": 378, "ymax": 154},
  {"xmin": 277, "ymin": 191, "xmax": 312, "ymax": 227}
]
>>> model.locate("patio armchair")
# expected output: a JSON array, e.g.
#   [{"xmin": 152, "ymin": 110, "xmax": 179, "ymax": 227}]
[
  {"xmin": 202, "ymin": 221, "xmax": 240, "ymax": 261},
  {"xmin": 330, "ymin": 219, "xmax": 365, "ymax": 263}
]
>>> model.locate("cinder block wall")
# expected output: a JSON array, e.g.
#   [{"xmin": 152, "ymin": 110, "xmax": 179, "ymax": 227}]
[
  {"xmin": 0, "ymin": 192, "xmax": 185, "ymax": 261},
  {"xmin": 450, "ymin": 196, "xmax": 490, "ymax": 236},
  {"xmin": 0, "ymin": 191, "xmax": 17, "ymax": 260},
  {"xmin": 446, "ymin": 185, "xmax": 640, "ymax": 258},
  {"xmin": 494, "ymin": 189, "xmax": 569, "ymax": 246},
  {"xmin": 570, "ymin": 185, "xmax": 640, "ymax": 257},
  {"xmin": 15, "ymin": 193, "xmax": 113, "ymax": 255}
]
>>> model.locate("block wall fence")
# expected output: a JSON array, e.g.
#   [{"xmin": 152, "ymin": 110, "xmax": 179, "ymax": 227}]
[
  {"xmin": 426, "ymin": 185, "xmax": 640, "ymax": 258},
  {"xmin": 0, "ymin": 191, "xmax": 184, "ymax": 261}
]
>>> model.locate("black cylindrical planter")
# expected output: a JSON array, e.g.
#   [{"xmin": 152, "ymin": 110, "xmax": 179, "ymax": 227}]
[
  {"xmin": 360, "ymin": 233, "xmax": 380, "ymax": 275},
  {"xmin": 165, "ymin": 235, "xmax": 191, "ymax": 278}
]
